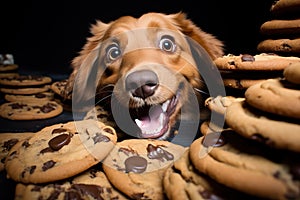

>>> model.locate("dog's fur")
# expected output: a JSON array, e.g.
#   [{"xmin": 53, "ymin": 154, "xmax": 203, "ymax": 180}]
[{"xmin": 63, "ymin": 12, "xmax": 224, "ymax": 140}]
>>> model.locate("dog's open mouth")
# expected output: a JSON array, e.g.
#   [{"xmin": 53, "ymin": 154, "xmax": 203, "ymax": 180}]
[{"xmin": 130, "ymin": 91, "xmax": 180, "ymax": 139}]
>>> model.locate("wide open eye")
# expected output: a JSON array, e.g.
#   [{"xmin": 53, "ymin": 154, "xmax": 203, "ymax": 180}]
[
  {"xmin": 159, "ymin": 35, "xmax": 176, "ymax": 53},
  {"xmin": 106, "ymin": 43, "xmax": 121, "ymax": 62}
]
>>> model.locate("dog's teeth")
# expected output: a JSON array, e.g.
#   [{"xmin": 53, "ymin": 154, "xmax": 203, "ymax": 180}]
[
  {"xmin": 162, "ymin": 100, "xmax": 170, "ymax": 112},
  {"xmin": 135, "ymin": 119, "xmax": 143, "ymax": 128}
]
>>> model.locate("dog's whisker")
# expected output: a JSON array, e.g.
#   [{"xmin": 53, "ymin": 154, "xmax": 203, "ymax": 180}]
[
  {"xmin": 194, "ymin": 88, "xmax": 209, "ymax": 95},
  {"xmin": 95, "ymin": 94, "xmax": 113, "ymax": 104}
]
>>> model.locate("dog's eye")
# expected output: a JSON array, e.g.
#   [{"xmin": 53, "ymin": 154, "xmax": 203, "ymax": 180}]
[
  {"xmin": 106, "ymin": 44, "xmax": 121, "ymax": 61},
  {"xmin": 159, "ymin": 35, "xmax": 176, "ymax": 53}
]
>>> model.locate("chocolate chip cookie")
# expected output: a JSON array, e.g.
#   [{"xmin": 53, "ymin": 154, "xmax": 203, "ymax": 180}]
[
  {"xmin": 0, "ymin": 101, "xmax": 63, "ymax": 120},
  {"xmin": 189, "ymin": 131, "xmax": 300, "ymax": 199},
  {"xmin": 102, "ymin": 139, "xmax": 186, "ymax": 200},
  {"xmin": 5, "ymin": 119, "xmax": 118, "ymax": 183}
]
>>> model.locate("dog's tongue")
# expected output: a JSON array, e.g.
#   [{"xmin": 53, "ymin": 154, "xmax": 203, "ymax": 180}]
[{"xmin": 135, "ymin": 105, "xmax": 167, "ymax": 138}]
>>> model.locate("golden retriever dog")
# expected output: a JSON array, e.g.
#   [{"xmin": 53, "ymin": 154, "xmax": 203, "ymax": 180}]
[{"xmin": 63, "ymin": 12, "xmax": 224, "ymax": 142}]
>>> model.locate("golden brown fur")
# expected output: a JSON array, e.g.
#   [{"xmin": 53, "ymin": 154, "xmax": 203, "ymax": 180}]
[{"xmin": 63, "ymin": 12, "xmax": 224, "ymax": 140}]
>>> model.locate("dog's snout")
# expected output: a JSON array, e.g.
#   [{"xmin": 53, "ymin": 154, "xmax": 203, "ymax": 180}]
[{"xmin": 125, "ymin": 70, "xmax": 158, "ymax": 99}]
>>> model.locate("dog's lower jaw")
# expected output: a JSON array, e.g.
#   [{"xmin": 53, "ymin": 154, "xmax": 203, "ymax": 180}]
[{"xmin": 132, "ymin": 91, "xmax": 180, "ymax": 140}]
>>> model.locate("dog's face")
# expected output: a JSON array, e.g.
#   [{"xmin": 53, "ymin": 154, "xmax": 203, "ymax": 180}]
[{"xmin": 65, "ymin": 12, "xmax": 224, "ymax": 140}]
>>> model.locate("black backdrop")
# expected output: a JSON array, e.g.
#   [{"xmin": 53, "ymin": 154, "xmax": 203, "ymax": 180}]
[{"xmin": 1, "ymin": 0, "xmax": 274, "ymax": 74}]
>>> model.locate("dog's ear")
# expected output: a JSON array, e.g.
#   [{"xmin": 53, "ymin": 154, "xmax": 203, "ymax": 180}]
[
  {"xmin": 63, "ymin": 20, "xmax": 110, "ymax": 102},
  {"xmin": 168, "ymin": 12, "xmax": 224, "ymax": 60}
]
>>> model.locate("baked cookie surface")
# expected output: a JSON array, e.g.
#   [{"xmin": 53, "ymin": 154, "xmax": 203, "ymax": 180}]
[
  {"xmin": 257, "ymin": 38, "xmax": 300, "ymax": 55},
  {"xmin": 225, "ymin": 100, "xmax": 300, "ymax": 152},
  {"xmin": 0, "ymin": 85, "xmax": 50, "ymax": 95},
  {"xmin": 14, "ymin": 166, "xmax": 128, "ymax": 200},
  {"xmin": 4, "ymin": 92, "xmax": 54, "ymax": 103},
  {"xmin": 0, "ymin": 132, "xmax": 34, "ymax": 172},
  {"xmin": 102, "ymin": 139, "xmax": 186, "ymax": 200},
  {"xmin": 283, "ymin": 62, "xmax": 300, "ymax": 84},
  {"xmin": 245, "ymin": 78, "xmax": 300, "ymax": 119},
  {"xmin": 260, "ymin": 19, "xmax": 300, "ymax": 36},
  {"xmin": 0, "ymin": 101, "xmax": 63, "ymax": 120},
  {"xmin": 214, "ymin": 53, "xmax": 300, "ymax": 71},
  {"xmin": 5, "ymin": 119, "xmax": 118, "ymax": 183},
  {"xmin": 189, "ymin": 131, "xmax": 300, "ymax": 200},
  {"xmin": 0, "ymin": 75, "xmax": 52, "ymax": 86}
]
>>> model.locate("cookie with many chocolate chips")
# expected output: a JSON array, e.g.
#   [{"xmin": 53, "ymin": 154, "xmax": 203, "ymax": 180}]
[
  {"xmin": 5, "ymin": 120, "xmax": 118, "ymax": 183},
  {"xmin": 0, "ymin": 132, "xmax": 34, "ymax": 172},
  {"xmin": 4, "ymin": 92, "xmax": 54, "ymax": 103},
  {"xmin": 50, "ymin": 79, "xmax": 71, "ymax": 100},
  {"xmin": 102, "ymin": 139, "xmax": 186, "ymax": 200},
  {"xmin": 0, "ymin": 85, "xmax": 51, "ymax": 95},
  {"xmin": 0, "ymin": 75, "xmax": 52, "ymax": 87},
  {"xmin": 189, "ymin": 130, "xmax": 300, "ymax": 200},
  {"xmin": 225, "ymin": 100, "xmax": 300, "ymax": 152},
  {"xmin": 0, "ymin": 101, "xmax": 63, "ymax": 120},
  {"xmin": 14, "ymin": 166, "xmax": 128, "ymax": 200}
]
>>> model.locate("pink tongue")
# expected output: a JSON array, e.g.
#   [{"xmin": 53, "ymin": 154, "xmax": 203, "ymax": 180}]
[{"xmin": 139, "ymin": 105, "xmax": 164, "ymax": 134}]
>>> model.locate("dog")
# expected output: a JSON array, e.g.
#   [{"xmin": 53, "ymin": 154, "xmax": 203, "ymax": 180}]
[{"xmin": 63, "ymin": 12, "xmax": 224, "ymax": 142}]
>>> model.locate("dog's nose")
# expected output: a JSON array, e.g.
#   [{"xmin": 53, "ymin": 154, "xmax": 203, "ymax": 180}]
[{"xmin": 125, "ymin": 70, "xmax": 158, "ymax": 99}]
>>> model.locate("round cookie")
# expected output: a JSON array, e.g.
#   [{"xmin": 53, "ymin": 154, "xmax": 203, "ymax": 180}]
[
  {"xmin": 0, "ymin": 75, "xmax": 52, "ymax": 86},
  {"xmin": 257, "ymin": 38, "xmax": 300, "ymax": 55},
  {"xmin": 244, "ymin": 78, "xmax": 300, "ymax": 119},
  {"xmin": 283, "ymin": 62, "xmax": 300, "ymax": 84},
  {"xmin": 4, "ymin": 92, "xmax": 54, "ymax": 103},
  {"xmin": 102, "ymin": 139, "xmax": 186, "ymax": 200},
  {"xmin": 0, "ymin": 101, "xmax": 63, "ymax": 120},
  {"xmin": 225, "ymin": 100, "xmax": 300, "ymax": 152},
  {"xmin": 260, "ymin": 19, "xmax": 300, "ymax": 36},
  {"xmin": 0, "ymin": 132, "xmax": 35, "ymax": 172},
  {"xmin": 214, "ymin": 53, "xmax": 300, "ymax": 71},
  {"xmin": 5, "ymin": 119, "xmax": 117, "ymax": 183},
  {"xmin": 0, "ymin": 85, "xmax": 50, "ymax": 95},
  {"xmin": 271, "ymin": 0, "xmax": 300, "ymax": 16},
  {"xmin": 163, "ymin": 148, "xmax": 248, "ymax": 200},
  {"xmin": 14, "ymin": 166, "xmax": 128, "ymax": 200},
  {"xmin": 189, "ymin": 131, "xmax": 300, "ymax": 200},
  {"xmin": 0, "ymin": 73, "xmax": 19, "ymax": 78},
  {"xmin": 51, "ymin": 79, "xmax": 72, "ymax": 100}
]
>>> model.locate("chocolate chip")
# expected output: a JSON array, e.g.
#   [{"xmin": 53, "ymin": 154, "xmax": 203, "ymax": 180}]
[
  {"xmin": 22, "ymin": 140, "xmax": 30, "ymax": 148},
  {"xmin": 48, "ymin": 134, "xmax": 71, "ymax": 151},
  {"xmin": 47, "ymin": 191, "xmax": 60, "ymax": 200},
  {"xmin": 241, "ymin": 54, "xmax": 255, "ymax": 62},
  {"xmin": 40, "ymin": 103, "xmax": 56, "ymax": 113},
  {"xmin": 125, "ymin": 156, "xmax": 147, "ymax": 173},
  {"xmin": 34, "ymin": 93, "xmax": 46, "ymax": 98},
  {"xmin": 40, "ymin": 147, "xmax": 54, "ymax": 154},
  {"xmin": 119, "ymin": 147, "xmax": 136, "ymax": 156},
  {"xmin": 92, "ymin": 133, "xmax": 110, "ymax": 144},
  {"xmin": 52, "ymin": 128, "xmax": 68, "ymax": 134},
  {"xmin": 131, "ymin": 193, "xmax": 145, "ymax": 199},
  {"xmin": 202, "ymin": 132, "xmax": 226, "ymax": 148},
  {"xmin": 9, "ymin": 103, "xmax": 27, "ymax": 109},
  {"xmin": 147, "ymin": 144, "xmax": 174, "ymax": 161},
  {"xmin": 2, "ymin": 139, "xmax": 18, "ymax": 152},
  {"xmin": 42, "ymin": 160, "xmax": 56, "ymax": 171},
  {"xmin": 65, "ymin": 191, "xmax": 82, "ymax": 200},
  {"xmin": 71, "ymin": 184, "xmax": 103, "ymax": 199}
]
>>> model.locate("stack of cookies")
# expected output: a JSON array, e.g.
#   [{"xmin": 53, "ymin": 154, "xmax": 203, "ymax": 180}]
[
  {"xmin": 200, "ymin": 62, "xmax": 300, "ymax": 199},
  {"xmin": 213, "ymin": 53, "xmax": 300, "ymax": 93},
  {"xmin": 0, "ymin": 74, "xmax": 64, "ymax": 120},
  {"xmin": 257, "ymin": 0, "xmax": 300, "ymax": 56}
]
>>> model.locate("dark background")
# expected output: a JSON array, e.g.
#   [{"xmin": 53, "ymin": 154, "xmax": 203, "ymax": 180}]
[{"xmin": 0, "ymin": 0, "xmax": 274, "ymax": 75}]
